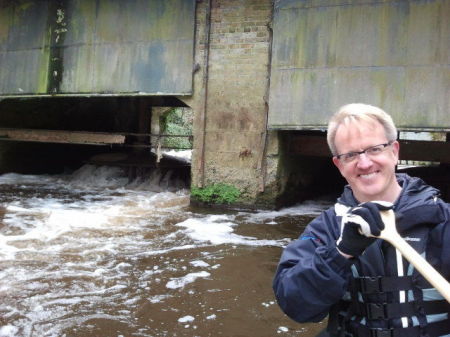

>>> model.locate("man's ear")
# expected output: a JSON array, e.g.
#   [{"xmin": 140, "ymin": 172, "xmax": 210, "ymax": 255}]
[
  {"xmin": 392, "ymin": 140, "xmax": 400, "ymax": 159},
  {"xmin": 332, "ymin": 156, "xmax": 342, "ymax": 170}
]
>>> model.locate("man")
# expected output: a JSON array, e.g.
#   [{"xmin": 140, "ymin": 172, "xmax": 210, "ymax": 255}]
[{"xmin": 273, "ymin": 103, "xmax": 450, "ymax": 337}]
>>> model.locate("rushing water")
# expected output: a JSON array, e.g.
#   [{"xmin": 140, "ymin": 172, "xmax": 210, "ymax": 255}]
[{"xmin": 0, "ymin": 164, "xmax": 331, "ymax": 337}]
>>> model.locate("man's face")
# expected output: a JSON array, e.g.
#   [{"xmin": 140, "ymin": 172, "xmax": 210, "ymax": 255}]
[{"xmin": 332, "ymin": 119, "xmax": 401, "ymax": 203}]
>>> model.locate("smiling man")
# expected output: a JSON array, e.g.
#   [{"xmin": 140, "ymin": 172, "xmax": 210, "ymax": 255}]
[
  {"xmin": 330, "ymin": 106, "xmax": 401, "ymax": 203},
  {"xmin": 273, "ymin": 104, "xmax": 450, "ymax": 337}
]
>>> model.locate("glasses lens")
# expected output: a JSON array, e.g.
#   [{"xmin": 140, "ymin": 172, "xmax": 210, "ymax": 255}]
[
  {"xmin": 366, "ymin": 144, "xmax": 384, "ymax": 155},
  {"xmin": 338, "ymin": 142, "xmax": 392, "ymax": 163},
  {"xmin": 341, "ymin": 152, "xmax": 357, "ymax": 163}
]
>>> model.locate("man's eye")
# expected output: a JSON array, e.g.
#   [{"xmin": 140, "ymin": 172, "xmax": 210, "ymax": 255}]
[
  {"xmin": 345, "ymin": 152, "xmax": 358, "ymax": 159},
  {"xmin": 368, "ymin": 146, "xmax": 383, "ymax": 154}
]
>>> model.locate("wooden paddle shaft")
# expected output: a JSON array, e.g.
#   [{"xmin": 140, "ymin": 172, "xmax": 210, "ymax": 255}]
[{"xmin": 380, "ymin": 210, "xmax": 450, "ymax": 303}]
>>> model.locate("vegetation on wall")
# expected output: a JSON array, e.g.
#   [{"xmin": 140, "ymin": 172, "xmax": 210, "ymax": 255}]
[
  {"xmin": 160, "ymin": 108, "xmax": 193, "ymax": 149},
  {"xmin": 191, "ymin": 183, "xmax": 241, "ymax": 204}
]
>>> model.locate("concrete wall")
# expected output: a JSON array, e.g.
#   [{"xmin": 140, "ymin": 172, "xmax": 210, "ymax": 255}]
[
  {"xmin": 182, "ymin": 0, "xmax": 450, "ymax": 208},
  {"xmin": 269, "ymin": 0, "xmax": 450, "ymax": 131},
  {"xmin": 4, "ymin": 0, "xmax": 445, "ymax": 207},
  {"xmin": 0, "ymin": 0, "xmax": 195, "ymax": 96}
]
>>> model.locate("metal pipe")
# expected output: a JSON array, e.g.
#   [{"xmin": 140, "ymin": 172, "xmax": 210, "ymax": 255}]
[
  {"xmin": 258, "ymin": 2, "xmax": 275, "ymax": 192},
  {"xmin": 198, "ymin": 0, "xmax": 212, "ymax": 188}
]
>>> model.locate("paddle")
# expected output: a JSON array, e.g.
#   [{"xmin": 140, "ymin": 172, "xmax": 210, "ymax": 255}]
[{"xmin": 379, "ymin": 210, "xmax": 450, "ymax": 303}]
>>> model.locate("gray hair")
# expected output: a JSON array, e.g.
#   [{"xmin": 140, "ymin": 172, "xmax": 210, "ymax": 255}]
[{"xmin": 327, "ymin": 103, "xmax": 398, "ymax": 156}]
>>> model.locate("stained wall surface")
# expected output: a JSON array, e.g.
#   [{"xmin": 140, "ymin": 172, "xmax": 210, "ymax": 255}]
[
  {"xmin": 0, "ymin": 0, "xmax": 195, "ymax": 96},
  {"xmin": 269, "ymin": 0, "xmax": 450, "ymax": 131}
]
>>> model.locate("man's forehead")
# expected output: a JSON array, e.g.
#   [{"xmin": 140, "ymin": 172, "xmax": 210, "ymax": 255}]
[
  {"xmin": 337, "ymin": 118, "xmax": 382, "ymax": 136},
  {"xmin": 334, "ymin": 119, "xmax": 386, "ymax": 151}
]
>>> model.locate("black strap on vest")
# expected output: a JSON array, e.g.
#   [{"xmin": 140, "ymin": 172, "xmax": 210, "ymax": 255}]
[
  {"xmin": 351, "ymin": 300, "xmax": 450, "ymax": 319},
  {"xmin": 351, "ymin": 276, "xmax": 415, "ymax": 294},
  {"xmin": 351, "ymin": 319, "xmax": 450, "ymax": 337},
  {"xmin": 334, "ymin": 275, "xmax": 450, "ymax": 337}
]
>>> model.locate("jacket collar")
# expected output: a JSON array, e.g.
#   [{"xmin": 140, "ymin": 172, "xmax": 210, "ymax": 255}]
[{"xmin": 336, "ymin": 173, "xmax": 445, "ymax": 232}]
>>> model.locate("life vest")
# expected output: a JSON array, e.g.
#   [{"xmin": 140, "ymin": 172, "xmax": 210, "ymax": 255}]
[
  {"xmin": 328, "ymin": 204, "xmax": 450, "ymax": 337},
  {"xmin": 328, "ymin": 274, "xmax": 450, "ymax": 337}
]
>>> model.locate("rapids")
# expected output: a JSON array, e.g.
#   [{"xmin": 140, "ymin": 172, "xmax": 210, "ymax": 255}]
[{"xmin": 0, "ymin": 164, "xmax": 330, "ymax": 337}]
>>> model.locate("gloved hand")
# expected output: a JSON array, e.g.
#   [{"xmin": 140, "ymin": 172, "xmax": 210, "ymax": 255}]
[{"xmin": 336, "ymin": 201, "xmax": 393, "ymax": 257}]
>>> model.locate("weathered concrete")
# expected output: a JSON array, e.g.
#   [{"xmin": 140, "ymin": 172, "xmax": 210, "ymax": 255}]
[
  {"xmin": 0, "ymin": 0, "xmax": 195, "ymax": 95},
  {"xmin": 179, "ymin": 0, "xmax": 279, "ymax": 207},
  {"xmin": 180, "ymin": 0, "xmax": 350, "ymax": 207},
  {"xmin": 181, "ymin": 0, "xmax": 450, "ymax": 208},
  {"xmin": 269, "ymin": 0, "xmax": 450, "ymax": 131}
]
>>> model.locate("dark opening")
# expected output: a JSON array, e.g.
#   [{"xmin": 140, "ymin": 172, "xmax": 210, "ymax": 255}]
[
  {"xmin": 274, "ymin": 130, "xmax": 346, "ymax": 208},
  {"xmin": 0, "ymin": 96, "xmax": 192, "ymax": 188},
  {"xmin": 276, "ymin": 130, "xmax": 450, "ymax": 206}
]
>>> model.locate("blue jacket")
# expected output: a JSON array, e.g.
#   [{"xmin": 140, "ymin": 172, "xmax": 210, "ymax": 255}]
[{"xmin": 273, "ymin": 174, "xmax": 450, "ymax": 336}]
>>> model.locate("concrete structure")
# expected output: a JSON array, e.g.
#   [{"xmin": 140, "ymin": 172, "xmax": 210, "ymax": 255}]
[
  {"xmin": 0, "ymin": 0, "xmax": 449, "ymax": 207},
  {"xmin": 180, "ymin": 0, "xmax": 276, "ymax": 206},
  {"xmin": 182, "ymin": 0, "xmax": 450, "ymax": 207},
  {"xmin": 269, "ymin": 0, "xmax": 450, "ymax": 130}
]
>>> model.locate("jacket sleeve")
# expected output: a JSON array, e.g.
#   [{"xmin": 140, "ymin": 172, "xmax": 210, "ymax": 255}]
[
  {"xmin": 439, "ymin": 202, "xmax": 450, "ymax": 279},
  {"xmin": 273, "ymin": 209, "xmax": 353, "ymax": 323}
]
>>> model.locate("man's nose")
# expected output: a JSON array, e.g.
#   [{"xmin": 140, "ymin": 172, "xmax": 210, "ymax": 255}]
[{"xmin": 356, "ymin": 152, "xmax": 373, "ymax": 168}]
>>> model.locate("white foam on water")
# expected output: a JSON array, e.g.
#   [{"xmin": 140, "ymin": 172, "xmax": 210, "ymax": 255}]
[
  {"xmin": 163, "ymin": 149, "xmax": 192, "ymax": 163},
  {"xmin": 166, "ymin": 271, "xmax": 211, "ymax": 289},
  {"xmin": 190, "ymin": 260, "xmax": 210, "ymax": 267},
  {"xmin": 277, "ymin": 326, "xmax": 289, "ymax": 333},
  {"xmin": 0, "ymin": 166, "xmax": 190, "ymax": 256},
  {"xmin": 0, "ymin": 172, "xmax": 55, "ymax": 185},
  {"xmin": 178, "ymin": 315, "xmax": 195, "ymax": 323},
  {"xmin": 67, "ymin": 165, "xmax": 129, "ymax": 189},
  {"xmin": 175, "ymin": 215, "xmax": 289, "ymax": 247},
  {"xmin": 239, "ymin": 200, "xmax": 332, "ymax": 224},
  {"xmin": 148, "ymin": 294, "xmax": 171, "ymax": 304},
  {"xmin": 0, "ymin": 325, "xmax": 19, "ymax": 337}
]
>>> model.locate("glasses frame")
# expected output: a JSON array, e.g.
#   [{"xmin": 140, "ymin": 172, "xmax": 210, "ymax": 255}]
[{"xmin": 335, "ymin": 141, "xmax": 395, "ymax": 163}]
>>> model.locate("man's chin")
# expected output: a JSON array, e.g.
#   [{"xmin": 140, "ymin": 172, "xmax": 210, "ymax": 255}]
[{"xmin": 352, "ymin": 185, "xmax": 383, "ymax": 202}]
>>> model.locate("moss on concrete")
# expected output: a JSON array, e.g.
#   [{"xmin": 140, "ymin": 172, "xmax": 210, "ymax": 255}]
[{"xmin": 191, "ymin": 183, "xmax": 241, "ymax": 204}]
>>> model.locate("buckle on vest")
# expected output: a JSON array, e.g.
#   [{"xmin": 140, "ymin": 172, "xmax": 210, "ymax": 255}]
[
  {"xmin": 360, "ymin": 277, "xmax": 382, "ymax": 293},
  {"xmin": 369, "ymin": 329, "xmax": 393, "ymax": 337},
  {"xmin": 366, "ymin": 303, "xmax": 387, "ymax": 319}
]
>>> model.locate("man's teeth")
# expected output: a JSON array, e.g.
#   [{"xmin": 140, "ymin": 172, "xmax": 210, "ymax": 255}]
[{"xmin": 360, "ymin": 172, "xmax": 377, "ymax": 179}]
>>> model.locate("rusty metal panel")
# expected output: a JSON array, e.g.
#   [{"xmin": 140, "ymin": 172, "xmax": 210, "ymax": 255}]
[
  {"xmin": 0, "ymin": 0, "xmax": 195, "ymax": 96},
  {"xmin": 268, "ymin": 0, "xmax": 450, "ymax": 131}
]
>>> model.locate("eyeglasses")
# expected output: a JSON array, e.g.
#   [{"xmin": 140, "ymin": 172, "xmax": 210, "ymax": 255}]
[{"xmin": 335, "ymin": 141, "xmax": 394, "ymax": 164}]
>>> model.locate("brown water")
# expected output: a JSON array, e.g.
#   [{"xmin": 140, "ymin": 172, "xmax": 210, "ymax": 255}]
[{"xmin": 0, "ymin": 165, "xmax": 330, "ymax": 337}]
